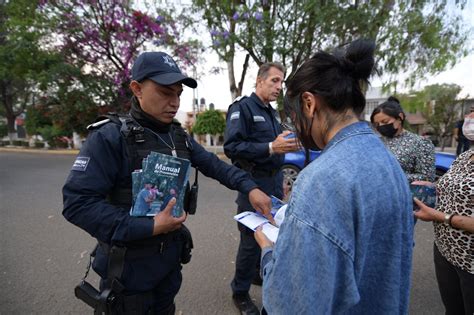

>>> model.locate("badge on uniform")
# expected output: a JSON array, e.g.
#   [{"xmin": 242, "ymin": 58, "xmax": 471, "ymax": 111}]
[
  {"xmin": 253, "ymin": 115, "xmax": 265, "ymax": 122},
  {"xmin": 72, "ymin": 156, "xmax": 90, "ymax": 171},
  {"xmin": 230, "ymin": 111, "xmax": 240, "ymax": 121}
]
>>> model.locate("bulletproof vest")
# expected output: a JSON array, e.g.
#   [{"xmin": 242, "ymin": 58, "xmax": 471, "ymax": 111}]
[{"xmin": 98, "ymin": 113, "xmax": 192, "ymax": 209}]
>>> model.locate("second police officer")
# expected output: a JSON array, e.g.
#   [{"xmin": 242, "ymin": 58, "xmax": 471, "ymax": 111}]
[
  {"xmin": 224, "ymin": 62, "xmax": 299, "ymax": 315},
  {"xmin": 62, "ymin": 51, "xmax": 272, "ymax": 314}
]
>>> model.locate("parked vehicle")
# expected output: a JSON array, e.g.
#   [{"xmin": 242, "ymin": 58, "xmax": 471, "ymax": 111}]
[{"xmin": 282, "ymin": 150, "xmax": 456, "ymax": 193}]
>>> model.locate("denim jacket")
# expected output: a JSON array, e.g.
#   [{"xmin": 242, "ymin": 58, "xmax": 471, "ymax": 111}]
[{"xmin": 261, "ymin": 122, "xmax": 413, "ymax": 315}]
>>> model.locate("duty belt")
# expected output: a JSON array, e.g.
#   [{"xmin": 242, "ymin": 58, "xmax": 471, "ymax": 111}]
[
  {"xmin": 98, "ymin": 231, "xmax": 182, "ymax": 260},
  {"xmin": 251, "ymin": 168, "xmax": 279, "ymax": 178}
]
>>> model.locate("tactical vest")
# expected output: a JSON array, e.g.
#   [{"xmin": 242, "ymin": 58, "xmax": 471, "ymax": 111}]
[{"xmin": 90, "ymin": 113, "xmax": 193, "ymax": 210}]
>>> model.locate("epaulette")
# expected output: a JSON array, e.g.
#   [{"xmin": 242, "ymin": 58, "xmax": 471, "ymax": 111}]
[
  {"xmin": 232, "ymin": 95, "xmax": 247, "ymax": 104},
  {"xmin": 87, "ymin": 118, "xmax": 111, "ymax": 130}
]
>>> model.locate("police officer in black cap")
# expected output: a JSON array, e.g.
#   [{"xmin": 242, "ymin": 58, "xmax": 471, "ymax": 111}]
[
  {"xmin": 62, "ymin": 51, "xmax": 272, "ymax": 314},
  {"xmin": 224, "ymin": 62, "xmax": 299, "ymax": 315}
]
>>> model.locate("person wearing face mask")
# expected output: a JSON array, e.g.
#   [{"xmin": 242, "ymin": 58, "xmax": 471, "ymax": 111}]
[
  {"xmin": 62, "ymin": 51, "xmax": 272, "ymax": 314},
  {"xmin": 454, "ymin": 106, "xmax": 474, "ymax": 156},
  {"xmin": 254, "ymin": 39, "xmax": 414, "ymax": 314},
  {"xmin": 412, "ymin": 111, "xmax": 474, "ymax": 315},
  {"xmin": 370, "ymin": 97, "xmax": 435, "ymax": 183}
]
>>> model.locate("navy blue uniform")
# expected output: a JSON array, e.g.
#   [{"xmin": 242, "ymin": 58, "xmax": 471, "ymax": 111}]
[
  {"xmin": 62, "ymin": 114, "xmax": 258, "ymax": 311},
  {"xmin": 224, "ymin": 92, "xmax": 284, "ymax": 294}
]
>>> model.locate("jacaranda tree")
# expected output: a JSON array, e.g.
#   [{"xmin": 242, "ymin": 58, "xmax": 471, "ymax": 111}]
[{"xmin": 40, "ymin": 0, "xmax": 201, "ymax": 111}]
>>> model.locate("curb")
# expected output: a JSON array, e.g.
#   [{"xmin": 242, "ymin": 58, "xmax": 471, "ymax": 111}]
[
  {"xmin": 0, "ymin": 146, "xmax": 229, "ymax": 160},
  {"xmin": 0, "ymin": 146, "xmax": 80, "ymax": 155}
]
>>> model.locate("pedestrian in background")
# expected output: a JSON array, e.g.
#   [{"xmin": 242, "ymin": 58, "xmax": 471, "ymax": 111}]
[
  {"xmin": 413, "ymin": 112, "xmax": 474, "ymax": 315},
  {"xmin": 371, "ymin": 96, "xmax": 436, "ymax": 183},
  {"xmin": 254, "ymin": 39, "xmax": 414, "ymax": 314},
  {"xmin": 454, "ymin": 106, "xmax": 473, "ymax": 156},
  {"xmin": 224, "ymin": 62, "xmax": 299, "ymax": 315}
]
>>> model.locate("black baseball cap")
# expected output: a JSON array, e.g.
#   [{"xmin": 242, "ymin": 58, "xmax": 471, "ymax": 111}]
[{"xmin": 131, "ymin": 51, "xmax": 197, "ymax": 88}]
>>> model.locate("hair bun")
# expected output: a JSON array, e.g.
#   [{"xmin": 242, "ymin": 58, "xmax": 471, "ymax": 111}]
[
  {"xmin": 344, "ymin": 39, "xmax": 375, "ymax": 81},
  {"xmin": 387, "ymin": 96, "xmax": 400, "ymax": 104}
]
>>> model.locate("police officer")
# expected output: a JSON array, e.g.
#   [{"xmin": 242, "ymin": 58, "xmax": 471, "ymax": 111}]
[
  {"xmin": 62, "ymin": 51, "xmax": 272, "ymax": 314},
  {"xmin": 224, "ymin": 62, "xmax": 299, "ymax": 314}
]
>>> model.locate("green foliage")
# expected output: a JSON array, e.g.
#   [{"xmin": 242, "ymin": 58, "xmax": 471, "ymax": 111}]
[
  {"xmin": 398, "ymin": 84, "xmax": 463, "ymax": 148},
  {"xmin": 0, "ymin": 120, "xmax": 7, "ymax": 137},
  {"xmin": 192, "ymin": 109, "xmax": 226, "ymax": 135},
  {"xmin": 37, "ymin": 124, "xmax": 63, "ymax": 142},
  {"xmin": 193, "ymin": 1, "xmax": 472, "ymax": 100},
  {"xmin": 24, "ymin": 104, "xmax": 52, "ymax": 135}
]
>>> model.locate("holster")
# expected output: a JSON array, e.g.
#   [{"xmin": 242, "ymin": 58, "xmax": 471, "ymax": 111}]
[{"xmin": 178, "ymin": 224, "xmax": 193, "ymax": 264}]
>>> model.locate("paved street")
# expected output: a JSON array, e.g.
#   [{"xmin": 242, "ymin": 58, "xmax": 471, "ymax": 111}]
[{"xmin": 0, "ymin": 150, "xmax": 444, "ymax": 314}]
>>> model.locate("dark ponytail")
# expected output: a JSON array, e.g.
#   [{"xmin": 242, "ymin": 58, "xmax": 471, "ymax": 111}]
[{"xmin": 285, "ymin": 39, "xmax": 375, "ymax": 117}]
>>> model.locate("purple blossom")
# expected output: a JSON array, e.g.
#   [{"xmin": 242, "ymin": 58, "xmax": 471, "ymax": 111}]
[
  {"xmin": 210, "ymin": 29, "xmax": 218, "ymax": 36},
  {"xmin": 232, "ymin": 12, "xmax": 240, "ymax": 20},
  {"xmin": 212, "ymin": 40, "xmax": 221, "ymax": 47},
  {"xmin": 254, "ymin": 12, "xmax": 263, "ymax": 21},
  {"xmin": 156, "ymin": 15, "xmax": 164, "ymax": 23},
  {"xmin": 243, "ymin": 12, "xmax": 250, "ymax": 20},
  {"xmin": 222, "ymin": 31, "xmax": 230, "ymax": 39}
]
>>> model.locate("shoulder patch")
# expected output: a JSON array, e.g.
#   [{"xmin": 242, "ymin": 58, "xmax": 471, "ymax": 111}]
[
  {"xmin": 71, "ymin": 156, "xmax": 90, "ymax": 171},
  {"xmin": 230, "ymin": 111, "xmax": 240, "ymax": 121}
]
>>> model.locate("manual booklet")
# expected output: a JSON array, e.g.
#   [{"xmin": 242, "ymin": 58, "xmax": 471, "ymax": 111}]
[
  {"xmin": 130, "ymin": 151, "xmax": 191, "ymax": 217},
  {"xmin": 234, "ymin": 195, "xmax": 287, "ymax": 243}
]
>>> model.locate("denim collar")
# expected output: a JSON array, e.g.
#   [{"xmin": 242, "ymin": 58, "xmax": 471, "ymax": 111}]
[{"xmin": 321, "ymin": 121, "xmax": 373, "ymax": 155}]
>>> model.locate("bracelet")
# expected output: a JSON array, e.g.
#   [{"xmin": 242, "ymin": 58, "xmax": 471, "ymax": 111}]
[{"xmin": 444, "ymin": 213, "xmax": 456, "ymax": 227}]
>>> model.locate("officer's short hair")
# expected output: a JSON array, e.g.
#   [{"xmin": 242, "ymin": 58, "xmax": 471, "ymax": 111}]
[{"xmin": 258, "ymin": 62, "xmax": 285, "ymax": 79}]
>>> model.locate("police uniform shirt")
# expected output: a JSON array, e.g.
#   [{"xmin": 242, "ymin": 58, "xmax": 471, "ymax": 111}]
[
  {"xmin": 62, "ymin": 99, "xmax": 261, "ymax": 246},
  {"xmin": 224, "ymin": 92, "xmax": 284, "ymax": 174}
]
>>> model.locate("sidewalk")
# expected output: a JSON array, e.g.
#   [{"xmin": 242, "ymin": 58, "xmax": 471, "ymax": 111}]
[{"xmin": 0, "ymin": 145, "xmax": 227, "ymax": 158}]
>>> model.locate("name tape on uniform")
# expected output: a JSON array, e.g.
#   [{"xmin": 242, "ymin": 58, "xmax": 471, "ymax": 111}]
[{"xmin": 253, "ymin": 115, "xmax": 266, "ymax": 122}]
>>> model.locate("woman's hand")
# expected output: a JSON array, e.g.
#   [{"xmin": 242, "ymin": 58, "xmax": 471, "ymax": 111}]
[
  {"xmin": 254, "ymin": 225, "xmax": 274, "ymax": 249},
  {"xmin": 413, "ymin": 198, "xmax": 443, "ymax": 223},
  {"xmin": 411, "ymin": 180, "xmax": 435, "ymax": 188}
]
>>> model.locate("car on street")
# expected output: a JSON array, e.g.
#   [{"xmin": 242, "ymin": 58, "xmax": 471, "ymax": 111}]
[{"xmin": 282, "ymin": 150, "xmax": 456, "ymax": 193}]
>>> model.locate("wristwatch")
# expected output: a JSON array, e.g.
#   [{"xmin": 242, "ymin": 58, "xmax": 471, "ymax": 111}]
[{"xmin": 444, "ymin": 213, "xmax": 455, "ymax": 226}]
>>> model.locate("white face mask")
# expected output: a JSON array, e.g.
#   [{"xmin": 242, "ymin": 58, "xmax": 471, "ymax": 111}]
[{"xmin": 462, "ymin": 117, "xmax": 474, "ymax": 141}]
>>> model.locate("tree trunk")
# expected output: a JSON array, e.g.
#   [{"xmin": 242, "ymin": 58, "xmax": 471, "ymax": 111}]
[
  {"xmin": 73, "ymin": 131, "xmax": 82, "ymax": 150},
  {"xmin": 227, "ymin": 59, "xmax": 239, "ymax": 100},
  {"xmin": 7, "ymin": 116, "xmax": 17, "ymax": 141}
]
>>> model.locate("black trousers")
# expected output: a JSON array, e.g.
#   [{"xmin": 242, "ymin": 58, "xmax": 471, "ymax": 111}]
[
  {"xmin": 434, "ymin": 243, "xmax": 474, "ymax": 315},
  {"xmin": 456, "ymin": 139, "xmax": 471, "ymax": 156},
  {"xmin": 231, "ymin": 230, "xmax": 261, "ymax": 294}
]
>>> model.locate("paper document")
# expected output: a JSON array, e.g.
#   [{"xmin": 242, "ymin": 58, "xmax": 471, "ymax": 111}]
[{"xmin": 234, "ymin": 211, "xmax": 280, "ymax": 243}]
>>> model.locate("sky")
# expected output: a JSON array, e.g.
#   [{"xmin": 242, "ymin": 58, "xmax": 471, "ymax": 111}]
[
  {"xmin": 177, "ymin": 52, "xmax": 474, "ymax": 114},
  {"xmin": 155, "ymin": 0, "xmax": 474, "ymax": 114}
]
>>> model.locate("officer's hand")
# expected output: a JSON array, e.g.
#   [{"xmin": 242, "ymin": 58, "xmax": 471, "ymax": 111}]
[
  {"xmin": 248, "ymin": 189, "xmax": 275, "ymax": 224},
  {"xmin": 271, "ymin": 130, "xmax": 299, "ymax": 154},
  {"xmin": 152, "ymin": 198, "xmax": 187, "ymax": 235}
]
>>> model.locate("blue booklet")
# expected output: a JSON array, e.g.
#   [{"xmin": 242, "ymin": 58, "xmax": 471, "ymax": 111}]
[{"xmin": 130, "ymin": 151, "xmax": 191, "ymax": 217}]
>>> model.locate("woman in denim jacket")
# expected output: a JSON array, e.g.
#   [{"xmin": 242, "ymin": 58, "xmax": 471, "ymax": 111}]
[{"xmin": 255, "ymin": 40, "xmax": 414, "ymax": 314}]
